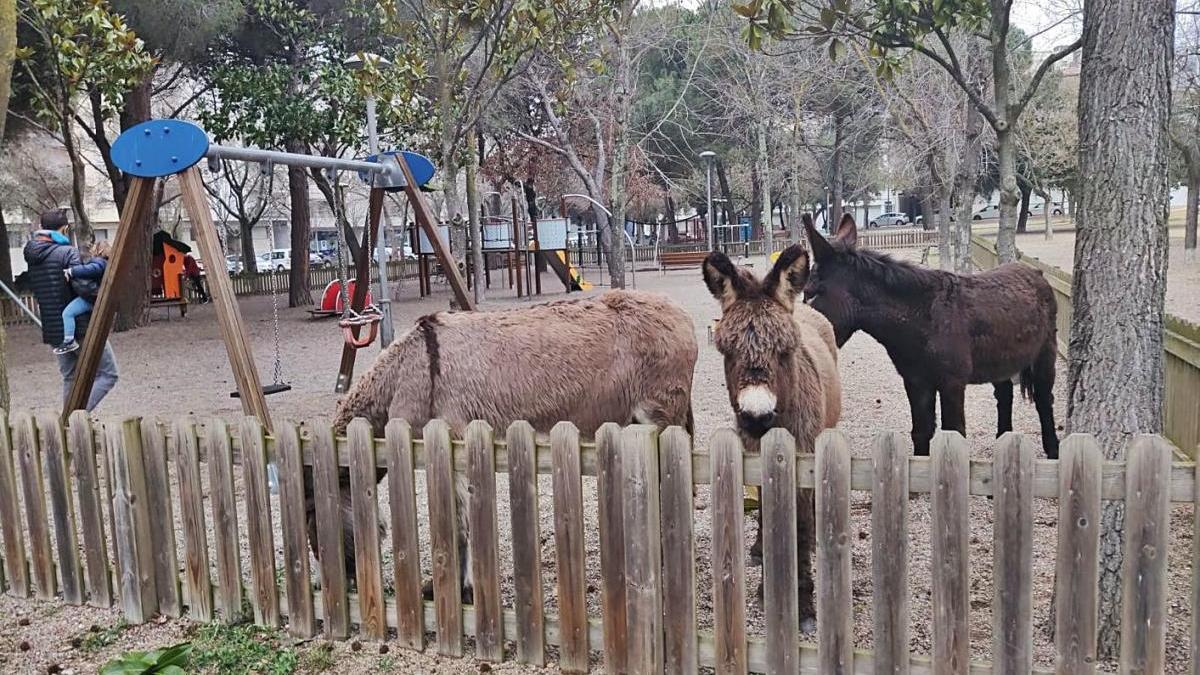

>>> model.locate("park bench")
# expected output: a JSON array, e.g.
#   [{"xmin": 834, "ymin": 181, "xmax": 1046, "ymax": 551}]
[{"xmin": 658, "ymin": 250, "xmax": 710, "ymax": 273}]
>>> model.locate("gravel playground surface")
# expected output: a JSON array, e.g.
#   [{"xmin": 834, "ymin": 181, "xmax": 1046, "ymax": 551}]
[{"xmin": 2, "ymin": 251, "xmax": 1194, "ymax": 673}]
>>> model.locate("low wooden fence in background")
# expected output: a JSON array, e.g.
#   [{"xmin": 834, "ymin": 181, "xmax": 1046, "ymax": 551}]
[
  {"xmin": 0, "ymin": 409, "xmax": 1191, "ymax": 672},
  {"xmin": 972, "ymin": 235, "xmax": 1200, "ymax": 459}
]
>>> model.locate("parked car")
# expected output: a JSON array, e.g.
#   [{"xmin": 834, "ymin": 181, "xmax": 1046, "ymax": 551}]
[
  {"xmin": 867, "ymin": 212, "xmax": 910, "ymax": 228},
  {"xmin": 973, "ymin": 204, "xmax": 1000, "ymax": 220},
  {"xmin": 257, "ymin": 249, "xmax": 291, "ymax": 271},
  {"xmin": 1029, "ymin": 201, "xmax": 1065, "ymax": 217},
  {"xmin": 225, "ymin": 255, "xmax": 242, "ymax": 274},
  {"xmin": 914, "ymin": 212, "xmax": 956, "ymax": 225}
]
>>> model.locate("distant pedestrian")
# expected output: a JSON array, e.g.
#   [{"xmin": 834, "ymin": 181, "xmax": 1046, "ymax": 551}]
[
  {"xmin": 22, "ymin": 210, "xmax": 119, "ymax": 411},
  {"xmin": 183, "ymin": 253, "xmax": 209, "ymax": 303}
]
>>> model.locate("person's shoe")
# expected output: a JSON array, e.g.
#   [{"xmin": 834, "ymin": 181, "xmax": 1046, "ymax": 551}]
[{"xmin": 53, "ymin": 340, "xmax": 79, "ymax": 355}]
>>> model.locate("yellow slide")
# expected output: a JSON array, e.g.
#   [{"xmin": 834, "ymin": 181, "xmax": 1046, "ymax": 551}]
[{"xmin": 556, "ymin": 251, "xmax": 592, "ymax": 291}]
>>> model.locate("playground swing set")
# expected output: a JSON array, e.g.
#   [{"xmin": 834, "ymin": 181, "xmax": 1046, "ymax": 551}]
[{"xmin": 62, "ymin": 118, "xmax": 474, "ymax": 426}]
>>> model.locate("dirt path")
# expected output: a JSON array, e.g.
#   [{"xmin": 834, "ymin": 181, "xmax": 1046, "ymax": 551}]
[{"xmin": 1, "ymin": 252, "xmax": 1193, "ymax": 673}]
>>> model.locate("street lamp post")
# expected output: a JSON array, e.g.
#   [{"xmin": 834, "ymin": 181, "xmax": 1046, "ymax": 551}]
[
  {"xmin": 700, "ymin": 150, "xmax": 716, "ymax": 250},
  {"xmin": 345, "ymin": 53, "xmax": 394, "ymax": 347}
]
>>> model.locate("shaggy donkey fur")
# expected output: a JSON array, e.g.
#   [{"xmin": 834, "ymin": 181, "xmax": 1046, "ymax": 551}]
[{"xmin": 311, "ymin": 290, "xmax": 698, "ymax": 596}]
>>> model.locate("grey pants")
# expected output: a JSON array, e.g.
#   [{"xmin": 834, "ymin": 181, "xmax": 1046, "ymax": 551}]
[{"xmin": 56, "ymin": 341, "xmax": 119, "ymax": 412}]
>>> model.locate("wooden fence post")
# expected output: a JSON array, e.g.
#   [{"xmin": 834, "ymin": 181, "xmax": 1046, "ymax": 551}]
[
  {"xmin": 274, "ymin": 422, "xmax": 314, "ymax": 638},
  {"xmin": 426, "ymin": 419, "xmax": 462, "ymax": 656},
  {"xmin": 1119, "ymin": 435, "xmax": 1171, "ymax": 673},
  {"xmin": 872, "ymin": 431, "xmax": 909, "ymax": 675},
  {"xmin": 385, "ymin": 420, "xmax": 423, "ymax": 650},
  {"xmin": 311, "ymin": 420, "xmax": 349, "ymax": 639},
  {"xmin": 816, "ymin": 430, "xmax": 853, "ymax": 674},
  {"xmin": 68, "ymin": 411, "xmax": 111, "ymax": 607},
  {"xmin": 761, "ymin": 427, "xmax": 800, "ymax": 672},
  {"xmin": 105, "ymin": 417, "xmax": 157, "ymax": 622},
  {"xmin": 140, "ymin": 418, "xmax": 180, "ymax": 618},
  {"xmin": 348, "ymin": 418, "xmax": 386, "ymax": 641},
  {"xmin": 552, "ymin": 421, "xmax": 588, "ymax": 673},
  {"xmin": 206, "ymin": 417, "xmax": 242, "ymax": 622},
  {"xmin": 992, "ymin": 433, "xmax": 1034, "ymax": 674},
  {"xmin": 37, "ymin": 413, "xmax": 83, "ymax": 605},
  {"xmin": 710, "ymin": 429, "xmax": 747, "ymax": 675},
  {"xmin": 622, "ymin": 424, "xmax": 663, "ymax": 674},
  {"xmin": 173, "ymin": 418, "xmax": 212, "ymax": 622},
  {"xmin": 13, "ymin": 412, "xmax": 54, "ymax": 600},
  {"xmin": 0, "ymin": 409, "xmax": 29, "ymax": 598},
  {"xmin": 466, "ymin": 421, "xmax": 503, "ymax": 660},
  {"xmin": 1055, "ymin": 434, "xmax": 1101, "ymax": 673},
  {"xmin": 659, "ymin": 426, "xmax": 696, "ymax": 674},
  {"xmin": 596, "ymin": 422, "xmax": 628, "ymax": 672},
  {"xmin": 507, "ymin": 421, "xmax": 544, "ymax": 665},
  {"xmin": 930, "ymin": 431, "xmax": 969, "ymax": 675},
  {"xmin": 241, "ymin": 417, "xmax": 279, "ymax": 627}
]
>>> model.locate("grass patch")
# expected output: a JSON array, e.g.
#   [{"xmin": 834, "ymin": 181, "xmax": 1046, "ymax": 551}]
[
  {"xmin": 375, "ymin": 655, "xmax": 397, "ymax": 672},
  {"xmin": 77, "ymin": 619, "xmax": 129, "ymax": 654},
  {"xmin": 298, "ymin": 641, "xmax": 336, "ymax": 672},
  {"xmin": 189, "ymin": 623, "xmax": 298, "ymax": 675}
]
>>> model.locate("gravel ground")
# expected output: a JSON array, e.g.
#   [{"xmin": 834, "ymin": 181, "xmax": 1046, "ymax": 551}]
[
  {"xmin": 1014, "ymin": 230, "xmax": 1200, "ymax": 325},
  {"xmin": 1, "ymin": 252, "xmax": 1194, "ymax": 673}
]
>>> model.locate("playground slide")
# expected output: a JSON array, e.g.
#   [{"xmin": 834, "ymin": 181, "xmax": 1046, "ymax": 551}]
[{"xmin": 542, "ymin": 250, "xmax": 586, "ymax": 292}]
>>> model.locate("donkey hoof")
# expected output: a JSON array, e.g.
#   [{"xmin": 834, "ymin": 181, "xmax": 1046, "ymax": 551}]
[
  {"xmin": 800, "ymin": 617, "xmax": 817, "ymax": 634},
  {"xmin": 421, "ymin": 579, "xmax": 434, "ymax": 601},
  {"xmin": 461, "ymin": 585, "xmax": 474, "ymax": 605},
  {"xmin": 748, "ymin": 551, "xmax": 762, "ymax": 567}
]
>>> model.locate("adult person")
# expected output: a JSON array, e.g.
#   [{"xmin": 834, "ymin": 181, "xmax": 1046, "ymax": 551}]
[{"xmin": 22, "ymin": 209, "xmax": 119, "ymax": 410}]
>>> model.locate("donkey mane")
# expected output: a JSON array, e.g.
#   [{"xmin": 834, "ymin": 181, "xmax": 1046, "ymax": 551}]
[{"xmin": 836, "ymin": 244, "xmax": 953, "ymax": 295}]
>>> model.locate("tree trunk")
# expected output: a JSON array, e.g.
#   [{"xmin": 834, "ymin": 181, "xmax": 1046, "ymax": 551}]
[
  {"xmin": 665, "ymin": 194, "xmax": 679, "ymax": 243},
  {"xmin": 1039, "ymin": 186, "xmax": 1055, "ymax": 240},
  {"xmin": 466, "ymin": 127, "xmax": 485, "ymax": 303},
  {"xmin": 309, "ymin": 168, "xmax": 361, "ymax": 264},
  {"xmin": 110, "ymin": 76, "xmax": 154, "ymax": 332},
  {"xmin": 286, "ymin": 139, "xmax": 312, "ymax": 307},
  {"xmin": 938, "ymin": 190, "xmax": 953, "ymax": 270},
  {"xmin": 1186, "ymin": 158, "xmax": 1199, "ymax": 260},
  {"xmin": 240, "ymin": 219, "xmax": 258, "ymax": 274},
  {"xmin": 749, "ymin": 164, "xmax": 763, "ymax": 240},
  {"xmin": 0, "ymin": 207, "xmax": 10, "ymax": 285},
  {"xmin": 606, "ymin": 8, "xmax": 633, "ymax": 290},
  {"xmin": 716, "ymin": 158, "xmax": 735, "ymax": 244},
  {"xmin": 62, "ymin": 113, "xmax": 93, "ymax": 245},
  {"xmin": 756, "ymin": 119, "xmax": 772, "ymax": 254},
  {"xmin": 1069, "ymin": 0, "xmax": 1173, "ymax": 658},
  {"xmin": 830, "ymin": 114, "xmax": 845, "ymax": 227},
  {"xmin": 1016, "ymin": 179, "xmax": 1032, "ymax": 234},
  {"xmin": 953, "ymin": 40, "xmax": 987, "ymax": 273},
  {"xmin": 995, "ymin": 128, "xmax": 1020, "ymax": 262},
  {"xmin": 791, "ymin": 175, "xmax": 803, "ymax": 244}
]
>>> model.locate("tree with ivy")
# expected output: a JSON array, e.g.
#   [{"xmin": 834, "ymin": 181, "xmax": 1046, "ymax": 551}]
[
  {"xmin": 736, "ymin": 0, "xmax": 1082, "ymax": 263},
  {"xmin": 0, "ymin": 0, "xmax": 14, "ymax": 411}
]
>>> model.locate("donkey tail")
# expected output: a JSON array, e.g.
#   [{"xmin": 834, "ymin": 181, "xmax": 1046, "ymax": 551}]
[{"xmin": 1019, "ymin": 367, "xmax": 1036, "ymax": 402}]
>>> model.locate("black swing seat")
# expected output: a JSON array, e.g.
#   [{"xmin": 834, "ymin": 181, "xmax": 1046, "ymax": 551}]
[{"xmin": 230, "ymin": 383, "xmax": 293, "ymax": 398}]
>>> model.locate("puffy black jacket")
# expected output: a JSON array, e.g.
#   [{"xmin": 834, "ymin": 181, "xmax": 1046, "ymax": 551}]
[{"xmin": 23, "ymin": 236, "xmax": 89, "ymax": 345}]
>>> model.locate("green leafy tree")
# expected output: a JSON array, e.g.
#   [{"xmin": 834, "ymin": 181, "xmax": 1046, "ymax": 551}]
[{"xmin": 736, "ymin": 0, "xmax": 1082, "ymax": 262}]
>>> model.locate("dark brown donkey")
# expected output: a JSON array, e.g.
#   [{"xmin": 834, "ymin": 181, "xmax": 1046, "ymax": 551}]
[
  {"xmin": 704, "ymin": 245, "xmax": 842, "ymax": 631},
  {"xmin": 803, "ymin": 214, "xmax": 1059, "ymax": 458}
]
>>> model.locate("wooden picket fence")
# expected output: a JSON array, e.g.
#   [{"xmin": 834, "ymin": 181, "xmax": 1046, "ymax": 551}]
[{"xmin": 0, "ymin": 409, "xmax": 1192, "ymax": 672}]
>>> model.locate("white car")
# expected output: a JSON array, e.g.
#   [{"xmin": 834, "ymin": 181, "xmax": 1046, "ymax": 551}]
[
  {"xmin": 257, "ymin": 249, "xmax": 291, "ymax": 272},
  {"xmin": 973, "ymin": 204, "xmax": 1000, "ymax": 220},
  {"xmin": 1029, "ymin": 201, "xmax": 1065, "ymax": 217},
  {"xmin": 867, "ymin": 212, "xmax": 909, "ymax": 228}
]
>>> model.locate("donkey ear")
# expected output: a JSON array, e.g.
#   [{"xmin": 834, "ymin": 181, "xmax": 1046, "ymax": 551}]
[
  {"xmin": 702, "ymin": 251, "xmax": 743, "ymax": 308},
  {"xmin": 763, "ymin": 244, "xmax": 810, "ymax": 311},
  {"xmin": 804, "ymin": 212, "xmax": 834, "ymax": 262},
  {"xmin": 833, "ymin": 213, "xmax": 858, "ymax": 248}
]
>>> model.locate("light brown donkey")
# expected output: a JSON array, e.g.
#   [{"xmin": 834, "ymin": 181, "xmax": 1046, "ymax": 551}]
[
  {"xmin": 703, "ymin": 244, "xmax": 842, "ymax": 631},
  {"xmin": 309, "ymin": 290, "xmax": 698, "ymax": 597}
]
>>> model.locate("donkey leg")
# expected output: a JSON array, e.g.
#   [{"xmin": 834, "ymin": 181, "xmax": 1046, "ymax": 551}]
[
  {"xmin": 797, "ymin": 486, "xmax": 817, "ymax": 632},
  {"xmin": 993, "ymin": 380, "xmax": 1014, "ymax": 437},
  {"xmin": 455, "ymin": 472, "xmax": 475, "ymax": 604},
  {"xmin": 903, "ymin": 379, "xmax": 936, "ymax": 455},
  {"xmin": 1032, "ymin": 346, "xmax": 1060, "ymax": 459},
  {"xmin": 938, "ymin": 383, "xmax": 967, "ymax": 437}
]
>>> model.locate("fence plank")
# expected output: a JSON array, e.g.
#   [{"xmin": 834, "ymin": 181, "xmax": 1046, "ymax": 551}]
[
  {"xmin": 1054, "ymin": 434, "xmax": 1101, "ymax": 674},
  {"xmin": 206, "ymin": 417, "xmax": 243, "ymax": 622},
  {"xmin": 467, "ymin": 421, "xmax": 503, "ymax": 661},
  {"xmin": 660, "ymin": 426, "xmax": 697, "ymax": 674},
  {"xmin": 173, "ymin": 419, "xmax": 212, "ymax": 621},
  {"xmin": 596, "ymin": 421, "xmax": 628, "ymax": 672},
  {"xmin": 385, "ymin": 420, "xmax": 422, "ymax": 650},
  {"xmin": 106, "ymin": 418, "xmax": 156, "ymax": 622},
  {"xmin": 140, "ymin": 418, "xmax": 180, "ymax": 617},
  {"xmin": 425, "ymin": 419, "xmax": 462, "ymax": 656},
  {"xmin": 551, "ymin": 421, "xmax": 588, "ymax": 673},
  {"xmin": 101, "ymin": 429, "xmax": 124, "ymax": 605},
  {"xmin": 710, "ymin": 428, "xmax": 747, "ymax": 675},
  {"xmin": 275, "ymin": 422, "xmax": 314, "ymax": 637},
  {"xmin": 992, "ymin": 434, "xmax": 1034, "ymax": 674},
  {"xmin": 622, "ymin": 424, "xmax": 663, "ymax": 674},
  {"xmin": 68, "ymin": 411, "xmax": 111, "ymax": 607},
  {"xmin": 762, "ymin": 428, "xmax": 799, "ymax": 674},
  {"xmin": 871, "ymin": 432, "xmax": 909, "ymax": 675},
  {"xmin": 507, "ymin": 421, "xmax": 544, "ymax": 665},
  {"xmin": 931, "ymin": 431, "xmax": 970, "ymax": 675},
  {"xmin": 1195, "ymin": 437, "xmax": 1200, "ymax": 675},
  {"xmin": 1119, "ymin": 435, "xmax": 1172, "ymax": 674},
  {"xmin": 0, "ymin": 410, "xmax": 28, "ymax": 598},
  {"xmin": 13, "ymin": 413, "xmax": 54, "ymax": 600},
  {"xmin": 240, "ymin": 417, "xmax": 279, "ymax": 627},
  {"xmin": 38, "ymin": 414, "xmax": 83, "ymax": 605},
  {"xmin": 312, "ymin": 421, "xmax": 349, "ymax": 639},
  {"xmin": 817, "ymin": 430, "xmax": 853, "ymax": 674},
  {"xmin": 348, "ymin": 418, "xmax": 386, "ymax": 641}
]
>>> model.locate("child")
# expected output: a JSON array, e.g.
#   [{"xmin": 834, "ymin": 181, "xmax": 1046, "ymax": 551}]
[{"xmin": 55, "ymin": 240, "xmax": 111, "ymax": 354}]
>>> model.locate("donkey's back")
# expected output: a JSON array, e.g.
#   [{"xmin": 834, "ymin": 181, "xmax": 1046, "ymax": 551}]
[{"xmin": 951, "ymin": 262, "xmax": 1057, "ymax": 384}]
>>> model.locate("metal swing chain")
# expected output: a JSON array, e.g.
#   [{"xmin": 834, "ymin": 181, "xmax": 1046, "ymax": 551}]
[{"xmin": 263, "ymin": 160, "xmax": 284, "ymax": 386}]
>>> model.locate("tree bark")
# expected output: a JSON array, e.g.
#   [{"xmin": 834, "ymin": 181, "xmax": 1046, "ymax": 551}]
[
  {"xmin": 665, "ymin": 194, "xmax": 679, "ymax": 243},
  {"xmin": 830, "ymin": 114, "xmax": 845, "ymax": 227},
  {"xmin": 756, "ymin": 119, "xmax": 772, "ymax": 253},
  {"xmin": 749, "ymin": 164, "xmax": 763, "ymax": 240},
  {"xmin": 286, "ymin": 139, "xmax": 312, "ymax": 307},
  {"xmin": 1039, "ymin": 186, "xmax": 1055, "ymax": 240},
  {"xmin": 239, "ymin": 218, "xmax": 258, "ymax": 274},
  {"xmin": 606, "ymin": 6, "xmax": 633, "ymax": 290},
  {"xmin": 716, "ymin": 158, "xmax": 735, "ymax": 244},
  {"xmin": 466, "ymin": 127, "xmax": 485, "ymax": 303},
  {"xmin": 995, "ymin": 127, "xmax": 1020, "ymax": 261},
  {"xmin": 937, "ymin": 190, "xmax": 953, "ymax": 270},
  {"xmin": 0, "ymin": 207, "xmax": 10, "ymax": 285},
  {"xmin": 952, "ymin": 43, "xmax": 987, "ymax": 274},
  {"xmin": 1186, "ymin": 157, "xmax": 1199, "ymax": 260},
  {"xmin": 1015, "ymin": 178, "xmax": 1032, "ymax": 234},
  {"xmin": 1069, "ymin": 0, "xmax": 1174, "ymax": 658},
  {"xmin": 110, "ymin": 76, "xmax": 154, "ymax": 332}
]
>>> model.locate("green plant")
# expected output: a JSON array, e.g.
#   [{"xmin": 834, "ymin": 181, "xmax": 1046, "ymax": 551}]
[
  {"xmin": 78, "ymin": 619, "xmax": 129, "ymax": 654},
  {"xmin": 189, "ymin": 623, "xmax": 297, "ymax": 675},
  {"xmin": 374, "ymin": 655, "xmax": 396, "ymax": 672},
  {"xmin": 298, "ymin": 641, "xmax": 336, "ymax": 672},
  {"xmin": 99, "ymin": 642, "xmax": 190, "ymax": 675}
]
